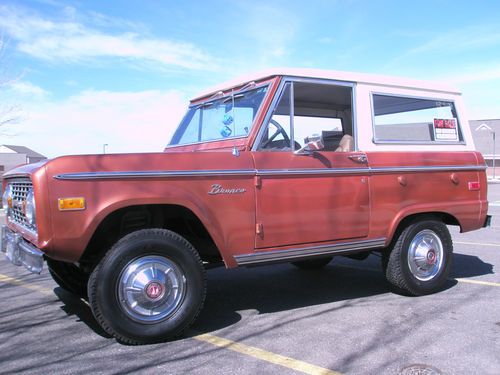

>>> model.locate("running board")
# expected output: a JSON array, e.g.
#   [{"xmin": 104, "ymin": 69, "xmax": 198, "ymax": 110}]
[{"xmin": 234, "ymin": 238, "xmax": 387, "ymax": 266}]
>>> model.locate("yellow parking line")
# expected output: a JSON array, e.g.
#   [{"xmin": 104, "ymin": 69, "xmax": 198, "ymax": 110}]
[
  {"xmin": 0, "ymin": 272, "xmax": 341, "ymax": 374},
  {"xmin": 0, "ymin": 273, "xmax": 53, "ymax": 295},
  {"xmin": 194, "ymin": 333, "xmax": 340, "ymax": 375},
  {"xmin": 334, "ymin": 265, "xmax": 500, "ymax": 288},
  {"xmin": 454, "ymin": 278, "xmax": 500, "ymax": 287},
  {"xmin": 455, "ymin": 241, "xmax": 500, "ymax": 248}
]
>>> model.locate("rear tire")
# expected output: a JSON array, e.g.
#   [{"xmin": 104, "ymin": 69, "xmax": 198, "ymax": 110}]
[
  {"xmin": 292, "ymin": 257, "xmax": 333, "ymax": 270},
  {"xmin": 47, "ymin": 258, "xmax": 89, "ymax": 298},
  {"xmin": 88, "ymin": 229, "xmax": 206, "ymax": 344},
  {"xmin": 384, "ymin": 219, "xmax": 452, "ymax": 296}
]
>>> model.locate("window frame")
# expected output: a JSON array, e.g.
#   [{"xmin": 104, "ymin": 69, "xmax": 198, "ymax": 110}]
[
  {"xmin": 252, "ymin": 77, "xmax": 357, "ymax": 152},
  {"xmin": 168, "ymin": 83, "xmax": 271, "ymax": 147},
  {"xmin": 370, "ymin": 91, "xmax": 466, "ymax": 145}
]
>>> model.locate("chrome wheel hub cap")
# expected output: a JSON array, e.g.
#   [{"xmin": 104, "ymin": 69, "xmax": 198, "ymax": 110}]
[
  {"xmin": 407, "ymin": 229, "xmax": 444, "ymax": 281},
  {"xmin": 118, "ymin": 255, "xmax": 186, "ymax": 323}
]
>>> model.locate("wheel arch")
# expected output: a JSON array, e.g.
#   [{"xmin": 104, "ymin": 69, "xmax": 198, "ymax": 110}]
[
  {"xmin": 79, "ymin": 203, "xmax": 225, "ymax": 270},
  {"xmin": 386, "ymin": 211, "xmax": 459, "ymax": 250}
]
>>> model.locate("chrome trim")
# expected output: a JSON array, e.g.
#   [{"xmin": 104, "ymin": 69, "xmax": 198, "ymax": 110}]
[
  {"xmin": 253, "ymin": 80, "xmax": 290, "ymax": 151},
  {"xmin": 256, "ymin": 168, "xmax": 370, "ymax": 176},
  {"xmin": 372, "ymin": 140, "xmax": 467, "ymax": 146},
  {"xmin": 54, "ymin": 169, "xmax": 256, "ymax": 180},
  {"xmin": 252, "ymin": 77, "xmax": 356, "ymax": 152},
  {"xmin": 290, "ymin": 81, "xmax": 295, "ymax": 151},
  {"xmin": 6, "ymin": 178, "xmax": 37, "ymax": 234},
  {"xmin": 1, "ymin": 225, "xmax": 44, "ymax": 274},
  {"xmin": 352, "ymin": 83, "xmax": 359, "ymax": 151},
  {"xmin": 165, "ymin": 136, "xmax": 248, "ymax": 149},
  {"xmin": 235, "ymin": 238, "xmax": 386, "ymax": 266},
  {"xmin": 54, "ymin": 164, "xmax": 487, "ymax": 181},
  {"xmin": 369, "ymin": 165, "xmax": 487, "ymax": 173}
]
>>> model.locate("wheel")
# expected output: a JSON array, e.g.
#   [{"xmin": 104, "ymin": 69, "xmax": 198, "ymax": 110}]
[
  {"xmin": 88, "ymin": 229, "xmax": 206, "ymax": 345},
  {"xmin": 47, "ymin": 258, "xmax": 89, "ymax": 298},
  {"xmin": 292, "ymin": 257, "xmax": 333, "ymax": 270},
  {"xmin": 384, "ymin": 219, "xmax": 452, "ymax": 296}
]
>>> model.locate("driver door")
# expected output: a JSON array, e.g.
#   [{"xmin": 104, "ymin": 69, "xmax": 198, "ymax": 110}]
[{"xmin": 253, "ymin": 80, "xmax": 370, "ymax": 249}]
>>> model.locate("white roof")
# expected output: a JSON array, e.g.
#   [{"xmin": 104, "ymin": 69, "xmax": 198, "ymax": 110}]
[{"xmin": 192, "ymin": 68, "xmax": 460, "ymax": 101}]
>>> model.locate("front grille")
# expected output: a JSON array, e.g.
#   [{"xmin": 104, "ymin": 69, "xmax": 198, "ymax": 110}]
[{"xmin": 8, "ymin": 178, "xmax": 36, "ymax": 233}]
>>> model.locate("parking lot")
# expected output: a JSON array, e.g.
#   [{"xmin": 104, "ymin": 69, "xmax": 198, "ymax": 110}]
[{"xmin": 1, "ymin": 185, "xmax": 499, "ymax": 375}]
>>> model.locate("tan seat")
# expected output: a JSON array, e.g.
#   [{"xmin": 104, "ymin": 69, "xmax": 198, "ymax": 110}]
[{"xmin": 335, "ymin": 134, "xmax": 354, "ymax": 152}]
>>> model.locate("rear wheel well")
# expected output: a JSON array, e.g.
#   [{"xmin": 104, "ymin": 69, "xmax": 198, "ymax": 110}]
[
  {"xmin": 79, "ymin": 205, "xmax": 221, "ymax": 271},
  {"xmin": 388, "ymin": 212, "xmax": 459, "ymax": 250}
]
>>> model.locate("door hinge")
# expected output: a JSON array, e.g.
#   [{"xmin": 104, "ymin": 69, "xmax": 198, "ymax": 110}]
[
  {"xmin": 256, "ymin": 222, "xmax": 263, "ymax": 235},
  {"xmin": 254, "ymin": 175, "xmax": 262, "ymax": 188}
]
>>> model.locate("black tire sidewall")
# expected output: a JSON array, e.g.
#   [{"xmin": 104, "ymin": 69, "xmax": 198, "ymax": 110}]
[
  {"xmin": 92, "ymin": 230, "xmax": 205, "ymax": 343},
  {"xmin": 47, "ymin": 258, "xmax": 88, "ymax": 298},
  {"xmin": 399, "ymin": 220, "xmax": 452, "ymax": 294}
]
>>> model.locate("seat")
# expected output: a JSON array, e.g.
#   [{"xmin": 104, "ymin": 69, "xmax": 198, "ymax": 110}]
[{"xmin": 335, "ymin": 134, "xmax": 354, "ymax": 152}]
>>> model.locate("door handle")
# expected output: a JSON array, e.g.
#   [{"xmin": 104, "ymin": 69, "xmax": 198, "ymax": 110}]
[{"xmin": 348, "ymin": 154, "xmax": 368, "ymax": 164}]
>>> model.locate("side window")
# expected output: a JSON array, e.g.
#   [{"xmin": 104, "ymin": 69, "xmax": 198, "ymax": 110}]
[
  {"xmin": 372, "ymin": 94, "xmax": 463, "ymax": 143},
  {"xmin": 259, "ymin": 83, "xmax": 293, "ymax": 150},
  {"xmin": 258, "ymin": 81, "xmax": 354, "ymax": 152}
]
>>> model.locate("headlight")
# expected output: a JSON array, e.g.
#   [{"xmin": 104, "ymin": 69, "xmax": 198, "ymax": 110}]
[
  {"xmin": 2, "ymin": 184, "xmax": 12, "ymax": 214},
  {"xmin": 25, "ymin": 189, "xmax": 36, "ymax": 226}
]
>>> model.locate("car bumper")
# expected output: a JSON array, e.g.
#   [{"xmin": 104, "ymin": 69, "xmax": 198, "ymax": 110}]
[{"xmin": 1, "ymin": 225, "xmax": 44, "ymax": 274}]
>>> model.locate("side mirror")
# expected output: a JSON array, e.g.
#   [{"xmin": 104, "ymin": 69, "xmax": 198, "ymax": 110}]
[{"xmin": 294, "ymin": 134, "xmax": 324, "ymax": 155}]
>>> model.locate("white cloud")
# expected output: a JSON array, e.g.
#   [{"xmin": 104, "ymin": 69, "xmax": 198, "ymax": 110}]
[
  {"xmin": 0, "ymin": 5, "xmax": 216, "ymax": 71},
  {"xmin": 9, "ymin": 81, "xmax": 49, "ymax": 97},
  {"xmin": 384, "ymin": 25, "xmax": 500, "ymax": 73},
  {"xmin": 12, "ymin": 88, "xmax": 188, "ymax": 158}
]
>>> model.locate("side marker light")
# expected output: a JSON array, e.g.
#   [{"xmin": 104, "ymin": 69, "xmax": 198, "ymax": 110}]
[
  {"xmin": 468, "ymin": 182, "xmax": 480, "ymax": 191},
  {"xmin": 58, "ymin": 197, "xmax": 86, "ymax": 211}
]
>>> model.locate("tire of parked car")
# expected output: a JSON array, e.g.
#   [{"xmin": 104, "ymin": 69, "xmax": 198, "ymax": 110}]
[
  {"xmin": 383, "ymin": 219, "xmax": 453, "ymax": 296},
  {"xmin": 47, "ymin": 258, "xmax": 89, "ymax": 298},
  {"xmin": 87, "ymin": 228, "xmax": 206, "ymax": 345}
]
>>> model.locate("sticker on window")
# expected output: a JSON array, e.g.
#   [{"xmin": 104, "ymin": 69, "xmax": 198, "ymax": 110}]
[{"xmin": 433, "ymin": 118, "xmax": 458, "ymax": 141}]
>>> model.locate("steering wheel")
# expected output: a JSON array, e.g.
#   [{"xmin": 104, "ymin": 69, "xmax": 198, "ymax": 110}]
[{"xmin": 261, "ymin": 119, "xmax": 291, "ymax": 149}]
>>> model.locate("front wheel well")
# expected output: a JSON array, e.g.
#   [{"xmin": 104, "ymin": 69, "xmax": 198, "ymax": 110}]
[{"xmin": 79, "ymin": 205, "xmax": 222, "ymax": 271}]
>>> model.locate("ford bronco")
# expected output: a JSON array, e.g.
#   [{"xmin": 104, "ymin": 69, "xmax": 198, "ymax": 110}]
[{"xmin": 1, "ymin": 69, "xmax": 491, "ymax": 344}]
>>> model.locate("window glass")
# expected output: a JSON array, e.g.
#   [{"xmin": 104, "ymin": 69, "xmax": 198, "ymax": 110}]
[
  {"xmin": 258, "ymin": 81, "xmax": 353, "ymax": 152},
  {"xmin": 372, "ymin": 94, "xmax": 462, "ymax": 143},
  {"xmin": 258, "ymin": 83, "xmax": 293, "ymax": 150},
  {"xmin": 170, "ymin": 86, "xmax": 268, "ymax": 146}
]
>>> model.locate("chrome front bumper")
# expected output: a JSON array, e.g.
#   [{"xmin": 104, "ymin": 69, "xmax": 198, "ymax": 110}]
[{"xmin": 1, "ymin": 225, "xmax": 44, "ymax": 274}]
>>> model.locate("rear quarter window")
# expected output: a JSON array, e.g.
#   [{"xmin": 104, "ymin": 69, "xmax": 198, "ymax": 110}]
[{"xmin": 371, "ymin": 93, "xmax": 464, "ymax": 144}]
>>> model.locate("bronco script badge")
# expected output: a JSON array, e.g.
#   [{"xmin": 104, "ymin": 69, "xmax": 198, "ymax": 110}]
[{"xmin": 208, "ymin": 184, "xmax": 246, "ymax": 195}]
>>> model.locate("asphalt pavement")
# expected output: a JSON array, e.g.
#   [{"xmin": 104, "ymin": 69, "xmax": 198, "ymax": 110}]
[{"xmin": 0, "ymin": 184, "xmax": 499, "ymax": 375}]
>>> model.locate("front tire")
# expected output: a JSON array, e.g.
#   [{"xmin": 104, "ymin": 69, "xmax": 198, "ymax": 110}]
[
  {"xmin": 384, "ymin": 219, "xmax": 452, "ymax": 296},
  {"xmin": 47, "ymin": 258, "xmax": 89, "ymax": 298},
  {"xmin": 88, "ymin": 229, "xmax": 206, "ymax": 344}
]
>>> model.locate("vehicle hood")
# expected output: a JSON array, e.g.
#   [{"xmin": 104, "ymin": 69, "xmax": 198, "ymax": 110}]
[
  {"xmin": 2, "ymin": 159, "xmax": 50, "ymax": 179},
  {"xmin": 41, "ymin": 151, "xmax": 255, "ymax": 180}
]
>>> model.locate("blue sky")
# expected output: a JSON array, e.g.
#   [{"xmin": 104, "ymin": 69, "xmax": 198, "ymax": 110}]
[{"xmin": 1, "ymin": 0, "xmax": 500, "ymax": 157}]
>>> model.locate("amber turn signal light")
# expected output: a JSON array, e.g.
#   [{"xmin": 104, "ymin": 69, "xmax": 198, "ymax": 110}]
[{"xmin": 58, "ymin": 197, "xmax": 86, "ymax": 211}]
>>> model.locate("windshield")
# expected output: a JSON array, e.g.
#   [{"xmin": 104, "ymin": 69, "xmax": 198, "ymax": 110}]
[{"xmin": 169, "ymin": 85, "xmax": 268, "ymax": 146}]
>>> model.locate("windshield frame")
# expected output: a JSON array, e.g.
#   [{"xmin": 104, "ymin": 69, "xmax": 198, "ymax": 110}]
[{"xmin": 167, "ymin": 83, "xmax": 271, "ymax": 148}]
